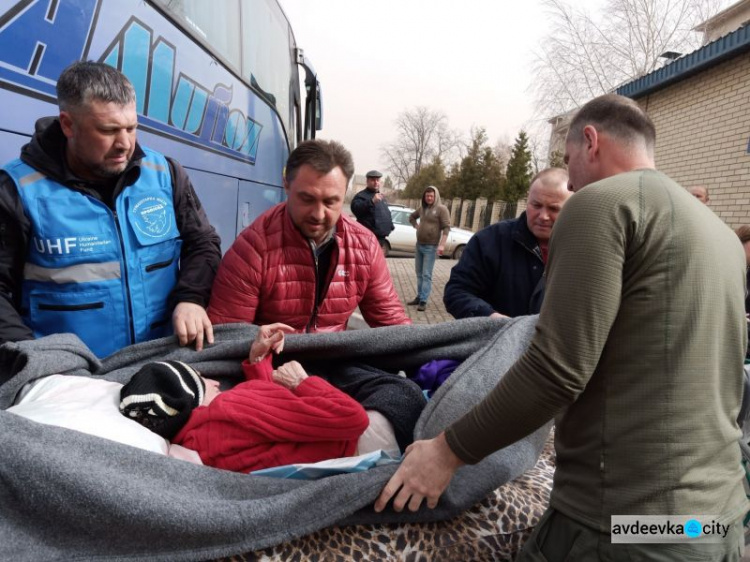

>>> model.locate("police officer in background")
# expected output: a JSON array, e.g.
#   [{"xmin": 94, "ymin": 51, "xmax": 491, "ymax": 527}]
[
  {"xmin": 351, "ymin": 169, "xmax": 394, "ymax": 254},
  {"xmin": 0, "ymin": 61, "xmax": 221, "ymax": 357}
]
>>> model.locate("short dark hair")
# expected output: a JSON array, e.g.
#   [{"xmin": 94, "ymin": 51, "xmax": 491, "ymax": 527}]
[
  {"xmin": 285, "ymin": 140, "xmax": 355, "ymax": 184},
  {"xmin": 56, "ymin": 61, "xmax": 135, "ymax": 111},
  {"xmin": 568, "ymin": 94, "xmax": 655, "ymax": 153},
  {"xmin": 736, "ymin": 225, "xmax": 750, "ymax": 245}
]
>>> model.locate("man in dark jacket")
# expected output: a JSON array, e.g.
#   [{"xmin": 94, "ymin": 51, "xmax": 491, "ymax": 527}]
[
  {"xmin": 0, "ymin": 61, "xmax": 221, "ymax": 357},
  {"xmin": 444, "ymin": 168, "xmax": 570, "ymax": 319},
  {"xmin": 350, "ymin": 169, "xmax": 394, "ymax": 254}
]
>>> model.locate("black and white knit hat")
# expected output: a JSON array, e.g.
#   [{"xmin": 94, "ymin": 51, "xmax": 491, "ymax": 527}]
[{"xmin": 119, "ymin": 360, "xmax": 205, "ymax": 440}]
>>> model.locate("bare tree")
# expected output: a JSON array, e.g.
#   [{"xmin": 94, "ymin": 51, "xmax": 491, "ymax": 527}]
[
  {"xmin": 532, "ymin": 0, "xmax": 728, "ymax": 118},
  {"xmin": 493, "ymin": 135, "xmax": 512, "ymax": 171},
  {"xmin": 381, "ymin": 106, "xmax": 462, "ymax": 187},
  {"xmin": 527, "ymin": 134, "xmax": 547, "ymax": 175}
]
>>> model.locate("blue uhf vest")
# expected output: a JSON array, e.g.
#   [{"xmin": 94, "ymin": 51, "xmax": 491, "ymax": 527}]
[{"xmin": 3, "ymin": 149, "xmax": 182, "ymax": 357}]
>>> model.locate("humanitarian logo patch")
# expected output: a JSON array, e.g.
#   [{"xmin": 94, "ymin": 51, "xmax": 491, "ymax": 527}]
[{"xmin": 132, "ymin": 197, "xmax": 172, "ymax": 238}]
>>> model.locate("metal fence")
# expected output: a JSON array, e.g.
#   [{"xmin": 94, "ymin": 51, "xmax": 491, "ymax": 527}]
[
  {"xmin": 392, "ymin": 196, "xmax": 522, "ymax": 232},
  {"xmin": 478, "ymin": 203, "xmax": 492, "ymax": 229},
  {"xmin": 501, "ymin": 201, "xmax": 518, "ymax": 221},
  {"xmin": 464, "ymin": 200, "xmax": 476, "ymax": 230}
]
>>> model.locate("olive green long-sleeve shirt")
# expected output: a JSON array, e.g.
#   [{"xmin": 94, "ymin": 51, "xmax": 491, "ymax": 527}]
[{"xmin": 446, "ymin": 170, "xmax": 749, "ymax": 531}]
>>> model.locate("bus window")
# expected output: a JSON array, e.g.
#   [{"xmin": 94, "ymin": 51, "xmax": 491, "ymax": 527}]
[
  {"xmin": 241, "ymin": 0, "xmax": 293, "ymax": 137},
  {"xmin": 0, "ymin": 0, "xmax": 313, "ymax": 248},
  {"xmin": 153, "ymin": 0, "xmax": 242, "ymax": 70}
]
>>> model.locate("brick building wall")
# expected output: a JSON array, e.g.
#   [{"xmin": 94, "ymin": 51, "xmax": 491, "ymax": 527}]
[{"xmin": 633, "ymin": 53, "xmax": 750, "ymax": 228}]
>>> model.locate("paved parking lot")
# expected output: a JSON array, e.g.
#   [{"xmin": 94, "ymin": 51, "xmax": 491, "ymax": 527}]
[
  {"xmin": 350, "ymin": 255, "xmax": 457, "ymax": 328},
  {"xmin": 386, "ymin": 255, "xmax": 456, "ymax": 325}
]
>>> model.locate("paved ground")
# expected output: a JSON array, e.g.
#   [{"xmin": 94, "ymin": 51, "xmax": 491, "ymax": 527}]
[
  {"xmin": 345, "ymin": 201, "xmax": 457, "ymax": 325},
  {"xmin": 386, "ymin": 255, "xmax": 456, "ymax": 325},
  {"xmin": 350, "ymin": 254, "xmax": 456, "ymax": 329}
]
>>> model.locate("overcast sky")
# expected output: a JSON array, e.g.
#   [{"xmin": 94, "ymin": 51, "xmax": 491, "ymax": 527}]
[{"xmin": 279, "ymin": 0, "xmax": 602, "ymax": 179}]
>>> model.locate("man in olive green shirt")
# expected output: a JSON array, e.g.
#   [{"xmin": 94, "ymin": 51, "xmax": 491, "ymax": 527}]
[{"xmin": 376, "ymin": 94, "xmax": 748, "ymax": 560}]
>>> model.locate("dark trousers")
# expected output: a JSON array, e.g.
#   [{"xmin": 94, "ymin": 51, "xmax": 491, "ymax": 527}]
[
  {"xmin": 312, "ymin": 362, "xmax": 426, "ymax": 453},
  {"xmin": 377, "ymin": 237, "xmax": 388, "ymax": 255}
]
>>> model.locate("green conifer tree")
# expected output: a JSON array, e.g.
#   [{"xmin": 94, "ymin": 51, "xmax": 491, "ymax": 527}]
[{"xmin": 503, "ymin": 131, "xmax": 533, "ymax": 203}]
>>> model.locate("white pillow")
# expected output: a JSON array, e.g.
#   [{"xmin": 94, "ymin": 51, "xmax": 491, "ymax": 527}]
[{"xmin": 7, "ymin": 374, "xmax": 169, "ymax": 455}]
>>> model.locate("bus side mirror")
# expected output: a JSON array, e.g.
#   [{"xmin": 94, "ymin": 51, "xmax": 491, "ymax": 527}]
[
  {"xmin": 315, "ymin": 81, "xmax": 323, "ymax": 132},
  {"xmin": 297, "ymin": 49, "xmax": 323, "ymax": 139}
]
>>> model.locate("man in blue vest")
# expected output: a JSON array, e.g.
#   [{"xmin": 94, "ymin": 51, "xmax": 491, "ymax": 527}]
[{"xmin": 0, "ymin": 61, "xmax": 221, "ymax": 357}]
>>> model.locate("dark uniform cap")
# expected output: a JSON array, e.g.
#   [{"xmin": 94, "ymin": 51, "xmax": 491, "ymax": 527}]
[{"xmin": 366, "ymin": 170, "xmax": 383, "ymax": 178}]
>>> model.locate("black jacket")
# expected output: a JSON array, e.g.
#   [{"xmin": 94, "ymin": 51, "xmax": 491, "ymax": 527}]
[
  {"xmin": 0, "ymin": 117, "xmax": 221, "ymax": 345},
  {"xmin": 443, "ymin": 212, "xmax": 545, "ymax": 319},
  {"xmin": 350, "ymin": 188, "xmax": 394, "ymax": 239}
]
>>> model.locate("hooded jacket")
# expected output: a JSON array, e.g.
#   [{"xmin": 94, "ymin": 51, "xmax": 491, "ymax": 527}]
[
  {"xmin": 207, "ymin": 203, "xmax": 411, "ymax": 332},
  {"xmin": 409, "ymin": 186, "xmax": 451, "ymax": 245},
  {"xmin": 0, "ymin": 118, "xmax": 221, "ymax": 353}
]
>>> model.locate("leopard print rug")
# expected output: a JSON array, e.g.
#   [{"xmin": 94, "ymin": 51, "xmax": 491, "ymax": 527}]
[{"xmin": 217, "ymin": 435, "xmax": 555, "ymax": 562}]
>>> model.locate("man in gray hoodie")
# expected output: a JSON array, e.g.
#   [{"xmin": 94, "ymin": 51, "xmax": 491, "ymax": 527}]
[{"xmin": 408, "ymin": 186, "xmax": 451, "ymax": 311}]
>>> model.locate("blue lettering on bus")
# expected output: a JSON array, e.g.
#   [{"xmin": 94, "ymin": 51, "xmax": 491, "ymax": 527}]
[
  {"xmin": 148, "ymin": 39, "xmax": 175, "ymax": 124},
  {"xmin": 0, "ymin": 0, "xmax": 262, "ymax": 164},
  {"xmin": 199, "ymin": 83, "xmax": 232, "ymax": 144},
  {"xmin": 0, "ymin": 0, "xmax": 97, "ymax": 93}
]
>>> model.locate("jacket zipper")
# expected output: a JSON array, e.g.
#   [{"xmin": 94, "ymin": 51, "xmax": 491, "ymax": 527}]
[
  {"xmin": 306, "ymin": 251, "xmax": 319, "ymax": 333},
  {"xmin": 112, "ymin": 208, "xmax": 136, "ymax": 345},
  {"xmin": 306, "ymin": 239, "xmax": 339, "ymax": 333}
]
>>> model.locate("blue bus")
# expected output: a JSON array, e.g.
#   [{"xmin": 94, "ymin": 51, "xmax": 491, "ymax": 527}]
[{"xmin": 0, "ymin": 0, "xmax": 322, "ymax": 253}]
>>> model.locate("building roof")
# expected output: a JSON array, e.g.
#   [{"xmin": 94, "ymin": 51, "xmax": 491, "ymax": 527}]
[
  {"xmin": 616, "ymin": 22, "xmax": 750, "ymax": 98},
  {"xmin": 695, "ymin": 0, "xmax": 750, "ymax": 33}
]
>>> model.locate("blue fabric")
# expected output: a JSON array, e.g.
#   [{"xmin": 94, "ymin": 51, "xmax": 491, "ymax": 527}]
[
  {"xmin": 415, "ymin": 243, "xmax": 437, "ymax": 301},
  {"xmin": 412, "ymin": 359, "xmax": 461, "ymax": 397},
  {"xmin": 443, "ymin": 212, "xmax": 545, "ymax": 318},
  {"xmin": 4, "ymin": 149, "xmax": 180, "ymax": 357},
  {"xmin": 251, "ymin": 449, "xmax": 401, "ymax": 480}
]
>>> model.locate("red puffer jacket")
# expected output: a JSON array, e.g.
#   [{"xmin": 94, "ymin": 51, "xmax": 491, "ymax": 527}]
[{"xmin": 208, "ymin": 203, "xmax": 411, "ymax": 332}]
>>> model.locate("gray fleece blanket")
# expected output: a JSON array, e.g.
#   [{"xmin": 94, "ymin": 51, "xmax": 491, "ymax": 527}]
[{"xmin": 0, "ymin": 316, "xmax": 550, "ymax": 562}]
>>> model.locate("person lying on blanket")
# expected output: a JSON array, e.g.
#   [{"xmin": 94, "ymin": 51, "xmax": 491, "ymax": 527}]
[{"xmin": 119, "ymin": 323, "xmax": 384, "ymax": 473}]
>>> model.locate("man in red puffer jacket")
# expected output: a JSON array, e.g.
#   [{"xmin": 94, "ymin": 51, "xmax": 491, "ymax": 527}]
[{"xmin": 208, "ymin": 139, "xmax": 410, "ymax": 333}]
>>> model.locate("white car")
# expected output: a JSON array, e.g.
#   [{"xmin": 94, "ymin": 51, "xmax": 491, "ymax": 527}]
[{"xmin": 386, "ymin": 205, "xmax": 474, "ymax": 259}]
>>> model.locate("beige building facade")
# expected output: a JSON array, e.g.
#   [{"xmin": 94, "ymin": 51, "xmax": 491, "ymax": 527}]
[
  {"xmin": 546, "ymin": 1, "xmax": 750, "ymax": 227},
  {"xmin": 616, "ymin": 14, "xmax": 750, "ymax": 228},
  {"xmin": 626, "ymin": 54, "xmax": 750, "ymax": 226},
  {"xmin": 698, "ymin": 0, "xmax": 750, "ymax": 44}
]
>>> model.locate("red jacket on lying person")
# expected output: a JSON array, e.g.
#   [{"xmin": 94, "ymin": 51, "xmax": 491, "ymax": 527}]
[
  {"xmin": 173, "ymin": 355, "xmax": 370, "ymax": 473},
  {"xmin": 207, "ymin": 203, "xmax": 410, "ymax": 332}
]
